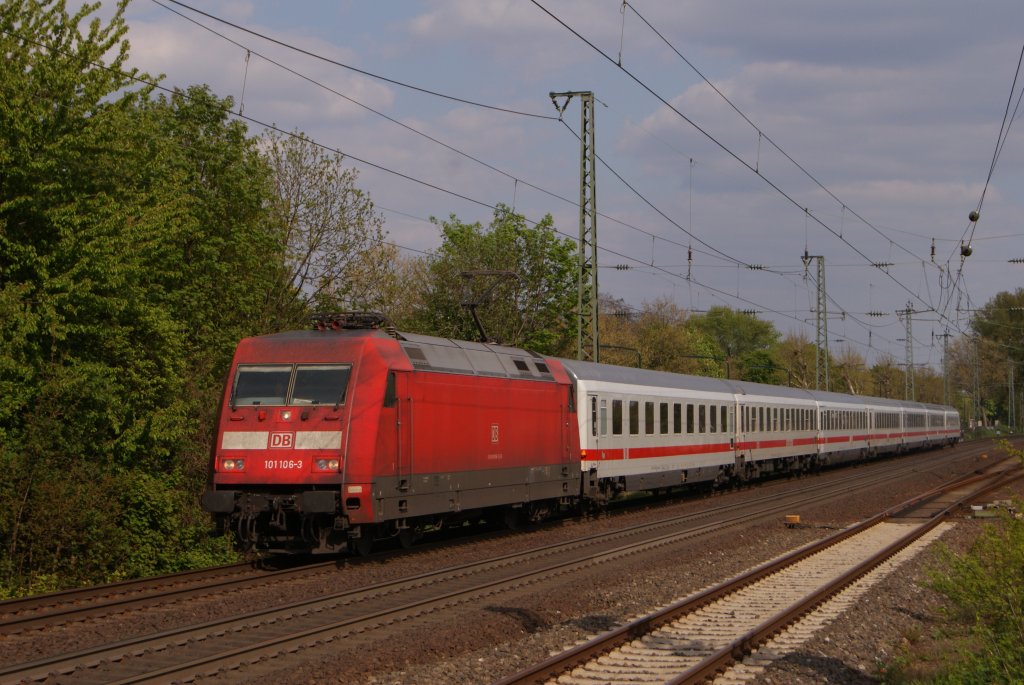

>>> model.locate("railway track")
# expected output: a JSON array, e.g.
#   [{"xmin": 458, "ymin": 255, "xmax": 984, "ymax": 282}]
[
  {"xmin": 0, "ymin": 441, "xmax": 987, "ymax": 638},
  {"xmin": 0, "ymin": 444, "xmax": 990, "ymax": 684},
  {"xmin": 494, "ymin": 456, "xmax": 1022, "ymax": 685},
  {"xmin": 0, "ymin": 558, "xmax": 340, "ymax": 636}
]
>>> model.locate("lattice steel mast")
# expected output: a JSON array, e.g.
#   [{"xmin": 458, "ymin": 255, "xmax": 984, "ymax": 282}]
[
  {"xmin": 551, "ymin": 91, "xmax": 599, "ymax": 362},
  {"xmin": 802, "ymin": 251, "xmax": 828, "ymax": 391}
]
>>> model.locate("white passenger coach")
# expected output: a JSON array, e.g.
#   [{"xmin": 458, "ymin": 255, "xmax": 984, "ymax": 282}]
[{"xmin": 559, "ymin": 360, "xmax": 961, "ymax": 501}]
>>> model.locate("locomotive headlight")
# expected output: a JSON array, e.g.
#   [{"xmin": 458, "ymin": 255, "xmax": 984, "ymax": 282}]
[
  {"xmin": 314, "ymin": 458, "xmax": 341, "ymax": 472},
  {"xmin": 221, "ymin": 458, "xmax": 245, "ymax": 471}
]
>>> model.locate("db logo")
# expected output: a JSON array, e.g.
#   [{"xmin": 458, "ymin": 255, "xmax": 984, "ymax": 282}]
[
  {"xmin": 490, "ymin": 424, "xmax": 500, "ymax": 443},
  {"xmin": 269, "ymin": 432, "xmax": 295, "ymax": 448}
]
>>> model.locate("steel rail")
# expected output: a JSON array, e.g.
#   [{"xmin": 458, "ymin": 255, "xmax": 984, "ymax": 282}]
[{"xmin": 493, "ymin": 455, "xmax": 1021, "ymax": 685}]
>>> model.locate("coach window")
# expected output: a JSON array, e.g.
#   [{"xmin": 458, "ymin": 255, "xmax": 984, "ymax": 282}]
[
  {"xmin": 698, "ymin": 405, "xmax": 707, "ymax": 433},
  {"xmin": 721, "ymin": 406, "xmax": 728, "ymax": 433},
  {"xmin": 709, "ymin": 405, "xmax": 717, "ymax": 433},
  {"xmin": 686, "ymin": 404, "xmax": 695, "ymax": 433},
  {"xmin": 612, "ymin": 399, "xmax": 623, "ymax": 435},
  {"xmin": 629, "ymin": 400, "xmax": 640, "ymax": 435},
  {"xmin": 673, "ymin": 403, "xmax": 682, "ymax": 434},
  {"xmin": 591, "ymin": 397, "xmax": 598, "ymax": 437},
  {"xmin": 660, "ymin": 402, "xmax": 669, "ymax": 435},
  {"xmin": 600, "ymin": 399, "xmax": 608, "ymax": 436},
  {"xmin": 645, "ymin": 401, "xmax": 655, "ymax": 435},
  {"xmin": 773, "ymin": 408, "xmax": 779, "ymax": 432}
]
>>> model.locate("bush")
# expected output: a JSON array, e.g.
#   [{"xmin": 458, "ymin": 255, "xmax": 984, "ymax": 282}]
[{"xmin": 925, "ymin": 481, "xmax": 1024, "ymax": 683}]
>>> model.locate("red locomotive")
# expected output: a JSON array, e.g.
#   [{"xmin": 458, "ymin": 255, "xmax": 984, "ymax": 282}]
[
  {"xmin": 202, "ymin": 313, "xmax": 579, "ymax": 554},
  {"xmin": 202, "ymin": 313, "xmax": 961, "ymax": 554}
]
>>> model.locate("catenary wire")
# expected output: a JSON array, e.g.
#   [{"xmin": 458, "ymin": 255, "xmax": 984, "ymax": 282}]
[
  {"xmin": 3, "ymin": 25, "xmax": 922, "ymax": 366},
  {"xmin": 161, "ymin": 0, "xmax": 558, "ymax": 121},
  {"xmin": 530, "ymin": 0, "xmax": 969, "ymax": 338},
  {"xmin": 151, "ymin": 0, "xmax": 937, "ymax": 354}
]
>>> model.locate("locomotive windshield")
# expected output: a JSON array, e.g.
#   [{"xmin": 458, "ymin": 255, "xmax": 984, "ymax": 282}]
[
  {"xmin": 232, "ymin": 364, "xmax": 352, "ymax": 406},
  {"xmin": 292, "ymin": 364, "xmax": 352, "ymax": 405}
]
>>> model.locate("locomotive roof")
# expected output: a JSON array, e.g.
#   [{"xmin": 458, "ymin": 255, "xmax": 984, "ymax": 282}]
[{"xmin": 251, "ymin": 328, "xmax": 554, "ymax": 380}]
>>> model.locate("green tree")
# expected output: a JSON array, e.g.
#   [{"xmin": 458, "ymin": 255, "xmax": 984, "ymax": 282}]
[
  {"xmin": 740, "ymin": 349, "xmax": 783, "ymax": 385},
  {"xmin": 261, "ymin": 129, "xmax": 387, "ymax": 329},
  {"xmin": 969, "ymin": 289, "xmax": 1024, "ymax": 425},
  {"xmin": 775, "ymin": 332, "xmax": 816, "ymax": 389},
  {"xmin": 600, "ymin": 297, "xmax": 723, "ymax": 376},
  {"xmin": 830, "ymin": 345, "xmax": 868, "ymax": 395},
  {"xmin": 690, "ymin": 307, "xmax": 780, "ymax": 380},
  {"xmin": 971, "ymin": 288, "xmax": 1024, "ymax": 362},
  {"xmin": 412, "ymin": 204, "xmax": 576, "ymax": 355},
  {"xmin": 869, "ymin": 354, "xmax": 902, "ymax": 399},
  {"xmin": 0, "ymin": 2, "xmax": 278, "ymax": 592}
]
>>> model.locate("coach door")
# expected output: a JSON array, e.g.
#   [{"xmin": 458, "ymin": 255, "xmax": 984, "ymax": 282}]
[{"xmin": 588, "ymin": 394, "xmax": 602, "ymax": 453}]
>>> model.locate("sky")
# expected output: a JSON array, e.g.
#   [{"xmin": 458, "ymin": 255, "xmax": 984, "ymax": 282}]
[{"xmin": 101, "ymin": 0, "xmax": 1024, "ymax": 370}]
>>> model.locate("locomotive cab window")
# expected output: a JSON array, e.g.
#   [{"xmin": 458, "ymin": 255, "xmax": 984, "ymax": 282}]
[
  {"xmin": 232, "ymin": 363, "xmax": 352, "ymax": 406},
  {"xmin": 233, "ymin": 365, "xmax": 291, "ymax": 405},
  {"xmin": 292, "ymin": 365, "xmax": 352, "ymax": 405}
]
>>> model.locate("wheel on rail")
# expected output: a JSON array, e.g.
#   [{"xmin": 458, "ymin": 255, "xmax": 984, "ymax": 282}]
[
  {"xmin": 397, "ymin": 527, "xmax": 418, "ymax": 550},
  {"xmin": 503, "ymin": 506, "xmax": 523, "ymax": 530},
  {"xmin": 349, "ymin": 527, "xmax": 374, "ymax": 557}
]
